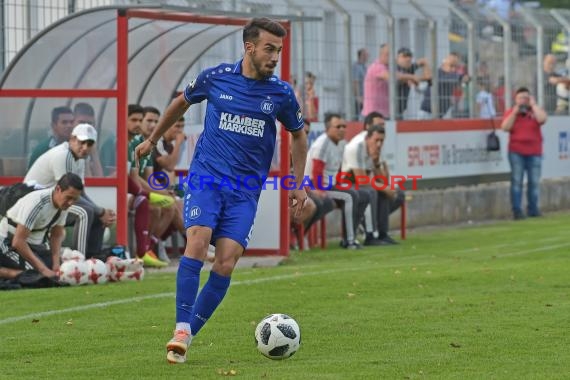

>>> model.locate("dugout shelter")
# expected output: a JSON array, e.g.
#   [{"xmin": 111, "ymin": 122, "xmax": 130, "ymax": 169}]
[{"xmin": 0, "ymin": 5, "xmax": 301, "ymax": 256}]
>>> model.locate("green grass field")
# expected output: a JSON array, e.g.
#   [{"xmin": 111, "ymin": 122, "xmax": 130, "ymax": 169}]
[{"xmin": 1, "ymin": 213, "xmax": 570, "ymax": 379}]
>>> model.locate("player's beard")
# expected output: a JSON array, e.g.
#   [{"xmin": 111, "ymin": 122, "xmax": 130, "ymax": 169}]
[{"xmin": 252, "ymin": 52, "xmax": 275, "ymax": 78}]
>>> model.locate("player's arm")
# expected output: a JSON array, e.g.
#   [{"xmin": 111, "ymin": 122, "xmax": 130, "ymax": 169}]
[
  {"xmin": 290, "ymin": 128, "xmax": 309, "ymax": 215},
  {"xmin": 11, "ymin": 224, "xmax": 56, "ymax": 278},
  {"xmin": 291, "ymin": 128, "xmax": 308, "ymax": 186},
  {"xmin": 49, "ymin": 225, "xmax": 65, "ymax": 273}
]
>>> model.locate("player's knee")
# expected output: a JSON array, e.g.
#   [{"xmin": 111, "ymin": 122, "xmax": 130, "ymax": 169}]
[
  {"xmin": 212, "ymin": 256, "xmax": 238, "ymax": 277},
  {"xmin": 184, "ymin": 228, "xmax": 211, "ymax": 258}
]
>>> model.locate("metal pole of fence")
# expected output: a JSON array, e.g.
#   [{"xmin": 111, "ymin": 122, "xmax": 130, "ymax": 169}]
[
  {"xmin": 489, "ymin": 11, "xmax": 512, "ymax": 110},
  {"xmin": 409, "ymin": 0, "xmax": 438, "ymax": 118},
  {"xmin": 519, "ymin": 7, "xmax": 544, "ymax": 109},
  {"xmin": 326, "ymin": 0, "xmax": 353, "ymax": 121},
  {"xmin": 550, "ymin": 9, "xmax": 570, "ymax": 115},
  {"xmin": 285, "ymin": 0, "xmax": 306, "ymax": 106},
  {"xmin": 371, "ymin": 0, "xmax": 396, "ymax": 120},
  {"xmin": 0, "ymin": 0, "xmax": 5, "ymax": 73},
  {"xmin": 450, "ymin": 3, "xmax": 476, "ymax": 118}
]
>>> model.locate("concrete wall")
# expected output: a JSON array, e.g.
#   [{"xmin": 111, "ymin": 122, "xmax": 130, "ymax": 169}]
[{"xmin": 324, "ymin": 177, "xmax": 570, "ymax": 238}]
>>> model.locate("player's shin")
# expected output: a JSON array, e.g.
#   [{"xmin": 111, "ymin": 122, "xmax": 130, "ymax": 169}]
[
  {"xmin": 175, "ymin": 256, "xmax": 203, "ymax": 332},
  {"xmin": 189, "ymin": 270, "xmax": 231, "ymax": 336}
]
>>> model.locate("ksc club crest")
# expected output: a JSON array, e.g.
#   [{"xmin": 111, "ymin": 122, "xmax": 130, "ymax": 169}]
[{"xmin": 260, "ymin": 98, "xmax": 274, "ymax": 114}]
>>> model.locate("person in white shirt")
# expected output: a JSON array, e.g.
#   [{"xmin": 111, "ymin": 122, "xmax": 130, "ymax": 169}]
[
  {"xmin": 0, "ymin": 173, "xmax": 83, "ymax": 280},
  {"xmin": 24, "ymin": 124, "xmax": 116, "ymax": 258},
  {"xmin": 342, "ymin": 123, "xmax": 403, "ymax": 245},
  {"xmin": 305, "ymin": 113, "xmax": 372, "ymax": 249},
  {"xmin": 475, "ymin": 77, "xmax": 496, "ymax": 118}
]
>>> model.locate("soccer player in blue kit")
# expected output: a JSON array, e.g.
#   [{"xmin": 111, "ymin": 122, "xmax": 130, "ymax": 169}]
[{"xmin": 135, "ymin": 18, "xmax": 308, "ymax": 364}]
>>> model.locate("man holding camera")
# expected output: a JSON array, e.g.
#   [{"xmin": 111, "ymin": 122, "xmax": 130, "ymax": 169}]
[{"xmin": 501, "ymin": 87, "xmax": 548, "ymax": 220}]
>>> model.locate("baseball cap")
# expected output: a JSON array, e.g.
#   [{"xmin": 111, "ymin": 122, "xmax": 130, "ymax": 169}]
[
  {"xmin": 72, "ymin": 123, "xmax": 97, "ymax": 143},
  {"xmin": 397, "ymin": 47, "xmax": 413, "ymax": 57}
]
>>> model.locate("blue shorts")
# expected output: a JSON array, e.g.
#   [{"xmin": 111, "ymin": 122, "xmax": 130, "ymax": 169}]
[{"xmin": 183, "ymin": 185, "xmax": 258, "ymax": 249}]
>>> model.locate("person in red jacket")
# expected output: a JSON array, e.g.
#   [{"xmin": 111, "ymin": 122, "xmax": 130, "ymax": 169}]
[{"xmin": 501, "ymin": 87, "xmax": 548, "ymax": 220}]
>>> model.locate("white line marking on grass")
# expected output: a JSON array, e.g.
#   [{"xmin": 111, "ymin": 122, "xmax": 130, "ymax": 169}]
[
  {"xmin": 450, "ymin": 236, "xmax": 567, "ymax": 254},
  {"xmin": 497, "ymin": 242, "xmax": 570, "ymax": 259},
  {"xmin": 0, "ymin": 268, "xmax": 360, "ymax": 326}
]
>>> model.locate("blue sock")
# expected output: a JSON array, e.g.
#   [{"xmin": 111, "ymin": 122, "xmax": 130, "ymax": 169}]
[
  {"xmin": 189, "ymin": 271, "xmax": 231, "ymax": 336},
  {"xmin": 176, "ymin": 257, "xmax": 203, "ymax": 325}
]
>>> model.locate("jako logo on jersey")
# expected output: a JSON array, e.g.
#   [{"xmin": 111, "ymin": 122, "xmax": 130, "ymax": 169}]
[
  {"xmin": 189, "ymin": 206, "xmax": 201, "ymax": 219},
  {"xmin": 219, "ymin": 93, "xmax": 233, "ymax": 100},
  {"xmin": 260, "ymin": 99, "xmax": 274, "ymax": 114},
  {"xmin": 219, "ymin": 112, "xmax": 265, "ymax": 138}
]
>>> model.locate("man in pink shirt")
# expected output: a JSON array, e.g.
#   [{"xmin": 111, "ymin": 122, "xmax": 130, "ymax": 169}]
[{"xmin": 362, "ymin": 44, "xmax": 390, "ymax": 118}]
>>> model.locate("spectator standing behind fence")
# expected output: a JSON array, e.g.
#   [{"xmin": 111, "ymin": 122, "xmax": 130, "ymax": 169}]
[
  {"xmin": 297, "ymin": 72, "xmax": 319, "ymax": 122},
  {"xmin": 475, "ymin": 77, "xmax": 496, "ymax": 119},
  {"xmin": 352, "ymin": 48, "xmax": 369, "ymax": 119},
  {"xmin": 362, "ymin": 44, "xmax": 390, "ymax": 119},
  {"xmin": 494, "ymin": 76, "xmax": 506, "ymax": 116},
  {"xmin": 542, "ymin": 54, "xmax": 570, "ymax": 114},
  {"xmin": 500, "ymin": 87, "xmax": 547, "ymax": 220},
  {"xmin": 420, "ymin": 53, "xmax": 470, "ymax": 119},
  {"xmin": 396, "ymin": 47, "xmax": 431, "ymax": 120}
]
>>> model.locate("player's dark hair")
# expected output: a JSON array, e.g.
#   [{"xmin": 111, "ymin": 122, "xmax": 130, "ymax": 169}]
[
  {"xmin": 324, "ymin": 112, "xmax": 342, "ymax": 128},
  {"xmin": 363, "ymin": 111, "xmax": 385, "ymax": 130},
  {"xmin": 357, "ymin": 48, "xmax": 367, "ymax": 59},
  {"xmin": 366, "ymin": 124, "xmax": 385, "ymax": 138},
  {"xmin": 57, "ymin": 172, "xmax": 84, "ymax": 192},
  {"xmin": 143, "ymin": 106, "xmax": 161, "ymax": 117},
  {"xmin": 243, "ymin": 17, "xmax": 287, "ymax": 43},
  {"xmin": 516, "ymin": 86, "xmax": 530, "ymax": 95},
  {"xmin": 73, "ymin": 102, "xmax": 95, "ymax": 117},
  {"xmin": 128, "ymin": 104, "xmax": 144, "ymax": 117},
  {"xmin": 51, "ymin": 106, "xmax": 73, "ymax": 125}
]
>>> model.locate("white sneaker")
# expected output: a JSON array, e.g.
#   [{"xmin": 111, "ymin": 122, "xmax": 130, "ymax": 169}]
[{"xmin": 166, "ymin": 329, "xmax": 192, "ymax": 364}]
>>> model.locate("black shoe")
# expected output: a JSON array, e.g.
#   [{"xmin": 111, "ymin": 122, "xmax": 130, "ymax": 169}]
[
  {"xmin": 364, "ymin": 234, "xmax": 385, "ymax": 246},
  {"xmin": 527, "ymin": 211, "xmax": 542, "ymax": 218},
  {"xmin": 379, "ymin": 235, "xmax": 399, "ymax": 245}
]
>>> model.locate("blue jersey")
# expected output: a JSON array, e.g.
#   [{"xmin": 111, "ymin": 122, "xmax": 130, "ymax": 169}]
[{"xmin": 184, "ymin": 60, "xmax": 303, "ymax": 195}]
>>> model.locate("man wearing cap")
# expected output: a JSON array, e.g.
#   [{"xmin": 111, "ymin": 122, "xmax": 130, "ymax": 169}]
[
  {"xmin": 24, "ymin": 124, "xmax": 116, "ymax": 258},
  {"xmin": 396, "ymin": 47, "xmax": 431, "ymax": 120}
]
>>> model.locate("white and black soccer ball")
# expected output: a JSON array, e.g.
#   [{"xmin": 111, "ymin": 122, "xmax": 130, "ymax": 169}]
[{"xmin": 254, "ymin": 313, "xmax": 301, "ymax": 360}]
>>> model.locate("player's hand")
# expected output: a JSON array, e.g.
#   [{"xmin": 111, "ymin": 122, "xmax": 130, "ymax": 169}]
[
  {"xmin": 134, "ymin": 140, "xmax": 154, "ymax": 169},
  {"xmin": 289, "ymin": 188, "xmax": 308, "ymax": 218}
]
